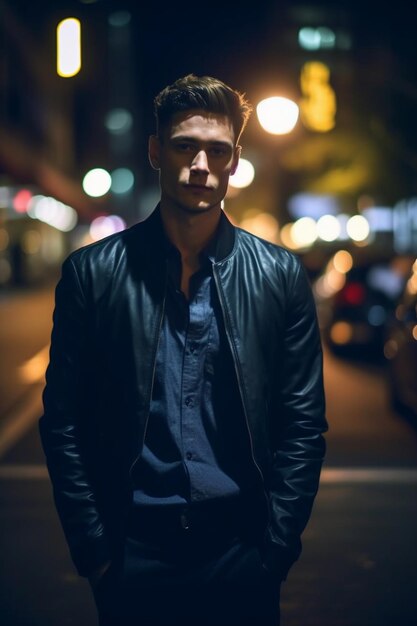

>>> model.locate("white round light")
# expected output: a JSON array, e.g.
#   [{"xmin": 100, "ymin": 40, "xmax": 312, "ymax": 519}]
[
  {"xmin": 290, "ymin": 217, "xmax": 318, "ymax": 248},
  {"xmin": 256, "ymin": 97, "xmax": 299, "ymax": 135},
  {"xmin": 316, "ymin": 214, "xmax": 341, "ymax": 242},
  {"xmin": 346, "ymin": 215, "xmax": 370, "ymax": 242},
  {"xmin": 83, "ymin": 168, "xmax": 112, "ymax": 198}
]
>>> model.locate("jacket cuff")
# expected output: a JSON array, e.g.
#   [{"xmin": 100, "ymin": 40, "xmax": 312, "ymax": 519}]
[
  {"xmin": 70, "ymin": 534, "xmax": 112, "ymax": 577},
  {"xmin": 260, "ymin": 535, "xmax": 298, "ymax": 581}
]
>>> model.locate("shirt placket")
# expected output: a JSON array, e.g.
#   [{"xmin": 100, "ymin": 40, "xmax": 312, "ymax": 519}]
[{"xmin": 181, "ymin": 277, "xmax": 210, "ymax": 501}]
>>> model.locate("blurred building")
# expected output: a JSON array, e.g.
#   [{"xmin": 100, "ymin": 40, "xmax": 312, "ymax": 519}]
[{"xmin": 1, "ymin": 0, "xmax": 416, "ymax": 289}]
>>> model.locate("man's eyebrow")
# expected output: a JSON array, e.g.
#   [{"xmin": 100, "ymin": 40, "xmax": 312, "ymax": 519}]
[{"xmin": 170, "ymin": 136, "xmax": 233, "ymax": 147}]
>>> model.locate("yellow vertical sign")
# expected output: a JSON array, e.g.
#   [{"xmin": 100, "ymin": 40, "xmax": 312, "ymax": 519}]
[{"xmin": 299, "ymin": 61, "xmax": 336, "ymax": 132}]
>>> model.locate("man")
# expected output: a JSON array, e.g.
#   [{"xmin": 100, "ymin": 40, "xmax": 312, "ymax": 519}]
[{"xmin": 40, "ymin": 74, "xmax": 327, "ymax": 626}]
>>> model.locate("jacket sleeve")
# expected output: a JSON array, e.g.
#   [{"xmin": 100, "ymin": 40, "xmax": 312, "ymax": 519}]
[
  {"xmin": 263, "ymin": 257, "xmax": 327, "ymax": 580},
  {"xmin": 39, "ymin": 256, "xmax": 111, "ymax": 577}
]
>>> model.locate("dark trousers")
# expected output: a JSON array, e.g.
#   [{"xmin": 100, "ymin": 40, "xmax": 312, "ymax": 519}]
[{"xmin": 93, "ymin": 501, "xmax": 281, "ymax": 626}]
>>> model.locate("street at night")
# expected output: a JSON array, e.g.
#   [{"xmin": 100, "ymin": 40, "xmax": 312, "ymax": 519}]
[
  {"xmin": 2, "ymin": 1, "xmax": 417, "ymax": 624},
  {"xmin": 1, "ymin": 286, "xmax": 416, "ymax": 626}
]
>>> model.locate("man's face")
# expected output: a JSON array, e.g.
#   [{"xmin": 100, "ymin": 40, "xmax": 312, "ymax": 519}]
[{"xmin": 149, "ymin": 109, "xmax": 241, "ymax": 215}]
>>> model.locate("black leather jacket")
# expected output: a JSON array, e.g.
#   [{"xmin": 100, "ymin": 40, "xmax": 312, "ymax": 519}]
[{"xmin": 39, "ymin": 206, "xmax": 327, "ymax": 580}]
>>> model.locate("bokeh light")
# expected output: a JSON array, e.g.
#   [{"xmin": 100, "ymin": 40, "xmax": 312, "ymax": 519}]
[
  {"xmin": 290, "ymin": 217, "xmax": 318, "ymax": 248},
  {"xmin": 105, "ymin": 109, "xmax": 133, "ymax": 135},
  {"xmin": 333, "ymin": 249, "xmax": 353, "ymax": 273},
  {"xmin": 89, "ymin": 215, "xmax": 126, "ymax": 241},
  {"xmin": 83, "ymin": 168, "xmax": 112, "ymax": 197},
  {"xmin": 28, "ymin": 195, "xmax": 78, "ymax": 231},
  {"xmin": 111, "ymin": 168, "xmax": 135, "ymax": 194},
  {"xmin": 239, "ymin": 210, "xmax": 279, "ymax": 243},
  {"xmin": 229, "ymin": 158, "xmax": 255, "ymax": 189},
  {"xmin": 316, "ymin": 214, "xmax": 341, "ymax": 241},
  {"xmin": 346, "ymin": 215, "xmax": 370, "ymax": 242},
  {"xmin": 256, "ymin": 97, "xmax": 299, "ymax": 135},
  {"xmin": 13, "ymin": 189, "xmax": 33, "ymax": 213},
  {"xmin": 56, "ymin": 18, "xmax": 81, "ymax": 78}
]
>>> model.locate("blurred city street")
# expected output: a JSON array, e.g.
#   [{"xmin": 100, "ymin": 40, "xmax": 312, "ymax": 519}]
[
  {"xmin": 2, "ymin": 1, "xmax": 417, "ymax": 624},
  {"xmin": 1, "ymin": 285, "xmax": 416, "ymax": 626}
]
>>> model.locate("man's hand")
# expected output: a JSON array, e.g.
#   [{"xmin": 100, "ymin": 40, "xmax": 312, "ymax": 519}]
[{"xmin": 88, "ymin": 560, "xmax": 112, "ymax": 590}]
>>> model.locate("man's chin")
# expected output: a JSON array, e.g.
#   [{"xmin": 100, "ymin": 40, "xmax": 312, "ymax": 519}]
[{"xmin": 175, "ymin": 202, "xmax": 218, "ymax": 215}]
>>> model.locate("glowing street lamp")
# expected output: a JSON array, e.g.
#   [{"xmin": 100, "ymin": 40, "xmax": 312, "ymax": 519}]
[{"xmin": 256, "ymin": 97, "xmax": 299, "ymax": 135}]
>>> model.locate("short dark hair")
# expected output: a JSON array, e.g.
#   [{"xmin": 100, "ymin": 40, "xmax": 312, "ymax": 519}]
[{"xmin": 153, "ymin": 74, "xmax": 252, "ymax": 143}]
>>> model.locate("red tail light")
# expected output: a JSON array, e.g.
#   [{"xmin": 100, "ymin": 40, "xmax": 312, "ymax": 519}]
[{"xmin": 337, "ymin": 282, "xmax": 366, "ymax": 306}]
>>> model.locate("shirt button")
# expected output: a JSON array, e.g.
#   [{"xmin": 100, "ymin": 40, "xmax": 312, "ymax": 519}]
[
  {"xmin": 186, "ymin": 452, "xmax": 193, "ymax": 460},
  {"xmin": 185, "ymin": 396, "xmax": 193, "ymax": 407}
]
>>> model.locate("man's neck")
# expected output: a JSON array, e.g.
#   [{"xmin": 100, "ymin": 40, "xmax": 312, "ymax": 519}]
[
  {"xmin": 159, "ymin": 201, "xmax": 221, "ymax": 300},
  {"xmin": 159, "ymin": 202, "xmax": 221, "ymax": 262}
]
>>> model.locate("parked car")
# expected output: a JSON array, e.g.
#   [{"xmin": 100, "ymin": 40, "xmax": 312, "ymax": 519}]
[
  {"xmin": 313, "ymin": 250, "xmax": 411, "ymax": 360},
  {"xmin": 384, "ymin": 258, "xmax": 417, "ymax": 422}
]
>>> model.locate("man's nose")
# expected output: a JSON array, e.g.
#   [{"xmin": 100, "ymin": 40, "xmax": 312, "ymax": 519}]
[{"xmin": 190, "ymin": 150, "xmax": 209, "ymax": 173}]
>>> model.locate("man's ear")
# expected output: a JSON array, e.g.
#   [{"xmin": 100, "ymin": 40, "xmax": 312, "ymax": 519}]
[
  {"xmin": 230, "ymin": 145, "xmax": 242, "ymax": 176},
  {"xmin": 148, "ymin": 135, "xmax": 160, "ymax": 170}
]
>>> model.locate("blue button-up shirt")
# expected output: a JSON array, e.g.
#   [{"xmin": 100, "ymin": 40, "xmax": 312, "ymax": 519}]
[{"xmin": 132, "ymin": 231, "xmax": 255, "ymax": 508}]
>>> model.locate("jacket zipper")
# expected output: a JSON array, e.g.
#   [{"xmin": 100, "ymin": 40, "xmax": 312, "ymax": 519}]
[{"xmin": 212, "ymin": 264, "xmax": 269, "ymax": 518}]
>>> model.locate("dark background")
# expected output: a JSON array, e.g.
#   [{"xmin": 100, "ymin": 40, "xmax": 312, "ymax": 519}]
[{"xmin": 3, "ymin": 0, "xmax": 417, "ymax": 224}]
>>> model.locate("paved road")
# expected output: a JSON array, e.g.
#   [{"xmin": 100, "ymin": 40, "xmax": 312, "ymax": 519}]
[
  {"xmin": 1, "ymin": 286, "xmax": 416, "ymax": 625},
  {"xmin": 0, "ymin": 285, "xmax": 54, "ymax": 458}
]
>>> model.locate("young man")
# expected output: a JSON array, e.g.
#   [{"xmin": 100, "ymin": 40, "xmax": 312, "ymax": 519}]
[{"xmin": 40, "ymin": 74, "xmax": 327, "ymax": 626}]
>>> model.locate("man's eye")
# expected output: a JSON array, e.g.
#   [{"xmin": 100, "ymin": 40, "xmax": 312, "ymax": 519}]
[
  {"xmin": 176, "ymin": 143, "xmax": 193, "ymax": 152},
  {"xmin": 209, "ymin": 146, "xmax": 231, "ymax": 157}
]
